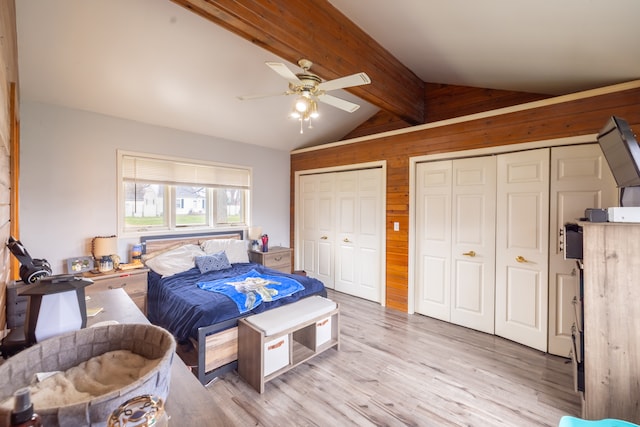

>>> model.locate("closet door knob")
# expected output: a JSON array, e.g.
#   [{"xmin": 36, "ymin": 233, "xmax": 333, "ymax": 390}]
[
  {"xmin": 462, "ymin": 251, "xmax": 476, "ymax": 257},
  {"xmin": 343, "ymin": 238, "xmax": 351, "ymax": 243},
  {"xmin": 515, "ymin": 255, "xmax": 528, "ymax": 263},
  {"xmin": 320, "ymin": 236, "xmax": 328, "ymax": 240}
]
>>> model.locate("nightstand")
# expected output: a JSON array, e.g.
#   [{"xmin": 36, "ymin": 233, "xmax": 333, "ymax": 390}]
[
  {"xmin": 83, "ymin": 268, "xmax": 149, "ymax": 315},
  {"xmin": 249, "ymin": 246, "xmax": 292, "ymax": 273}
]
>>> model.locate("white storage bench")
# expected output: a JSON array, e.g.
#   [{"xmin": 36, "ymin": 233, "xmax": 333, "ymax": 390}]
[{"xmin": 237, "ymin": 295, "xmax": 340, "ymax": 393}]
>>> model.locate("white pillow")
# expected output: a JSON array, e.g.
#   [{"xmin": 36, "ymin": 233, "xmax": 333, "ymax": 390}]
[
  {"xmin": 199, "ymin": 238, "xmax": 229, "ymax": 254},
  {"xmin": 144, "ymin": 244, "xmax": 205, "ymax": 277},
  {"xmin": 200, "ymin": 239, "xmax": 249, "ymax": 264}
]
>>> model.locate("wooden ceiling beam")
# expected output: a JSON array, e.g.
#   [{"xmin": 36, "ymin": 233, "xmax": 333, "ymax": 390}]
[{"xmin": 171, "ymin": 0, "xmax": 425, "ymax": 125}]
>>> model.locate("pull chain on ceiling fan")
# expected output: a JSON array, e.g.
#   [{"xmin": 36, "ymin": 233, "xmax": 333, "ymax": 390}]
[{"xmin": 238, "ymin": 59, "xmax": 371, "ymax": 134}]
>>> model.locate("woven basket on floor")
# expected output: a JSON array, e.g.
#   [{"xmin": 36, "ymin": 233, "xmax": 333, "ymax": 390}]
[{"xmin": 0, "ymin": 323, "xmax": 176, "ymax": 427}]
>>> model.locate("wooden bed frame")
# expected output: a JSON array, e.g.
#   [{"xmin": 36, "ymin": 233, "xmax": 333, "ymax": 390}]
[{"xmin": 141, "ymin": 230, "xmax": 247, "ymax": 385}]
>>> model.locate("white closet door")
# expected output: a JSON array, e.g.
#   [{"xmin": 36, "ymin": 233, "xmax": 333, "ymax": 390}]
[
  {"xmin": 300, "ymin": 175, "xmax": 318, "ymax": 277},
  {"xmin": 335, "ymin": 170, "xmax": 357, "ymax": 295},
  {"xmin": 335, "ymin": 169, "xmax": 383, "ymax": 302},
  {"xmin": 450, "ymin": 156, "xmax": 497, "ymax": 334},
  {"xmin": 548, "ymin": 144, "xmax": 617, "ymax": 356},
  {"xmin": 299, "ymin": 174, "xmax": 335, "ymax": 288},
  {"xmin": 415, "ymin": 157, "xmax": 496, "ymax": 332},
  {"xmin": 355, "ymin": 169, "xmax": 383, "ymax": 301},
  {"xmin": 316, "ymin": 174, "xmax": 336, "ymax": 288},
  {"xmin": 495, "ymin": 148, "xmax": 550, "ymax": 352},
  {"xmin": 415, "ymin": 160, "xmax": 452, "ymax": 321}
]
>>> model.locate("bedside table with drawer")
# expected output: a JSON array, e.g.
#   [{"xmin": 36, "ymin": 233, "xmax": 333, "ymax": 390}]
[
  {"xmin": 83, "ymin": 268, "xmax": 149, "ymax": 315},
  {"xmin": 249, "ymin": 246, "xmax": 292, "ymax": 273}
]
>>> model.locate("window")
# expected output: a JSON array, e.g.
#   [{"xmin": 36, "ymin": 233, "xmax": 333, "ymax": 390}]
[{"xmin": 119, "ymin": 152, "xmax": 251, "ymax": 234}]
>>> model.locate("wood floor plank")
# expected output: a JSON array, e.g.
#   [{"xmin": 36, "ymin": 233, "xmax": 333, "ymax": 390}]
[{"xmin": 204, "ymin": 289, "xmax": 580, "ymax": 426}]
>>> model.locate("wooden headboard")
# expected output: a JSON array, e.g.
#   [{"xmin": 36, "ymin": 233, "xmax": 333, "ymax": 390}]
[{"xmin": 140, "ymin": 230, "xmax": 244, "ymax": 255}]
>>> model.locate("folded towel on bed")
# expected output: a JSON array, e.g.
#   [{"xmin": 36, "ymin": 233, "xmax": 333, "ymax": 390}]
[{"xmin": 197, "ymin": 269, "xmax": 304, "ymax": 313}]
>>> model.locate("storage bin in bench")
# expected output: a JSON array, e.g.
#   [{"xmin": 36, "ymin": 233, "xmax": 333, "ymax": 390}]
[{"xmin": 237, "ymin": 295, "xmax": 340, "ymax": 393}]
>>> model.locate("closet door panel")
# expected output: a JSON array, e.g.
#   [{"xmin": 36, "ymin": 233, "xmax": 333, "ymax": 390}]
[
  {"xmin": 548, "ymin": 144, "xmax": 616, "ymax": 356},
  {"xmin": 299, "ymin": 174, "xmax": 335, "ymax": 288},
  {"xmin": 335, "ymin": 170, "xmax": 357, "ymax": 295},
  {"xmin": 338, "ymin": 200, "xmax": 356, "ymax": 233},
  {"xmin": 506, "ymin": 267, "xmax": 542, "ymax": 326},
  {"xmin": 496, "ymin": 148, "xmax": 549, "ymax": 352},
  {"xmin": 453, "ymin": 260, "xmax": 484, "ymax": 312},
  {"xmin": 353, "ymin": 169, "xmax": 383, "ymax": 302},
  {"xmin": 450, "ymin": 156, "xmax": 496, "ymax": 334},
  {"xmin": 300, "ymin": 175, "xmax": 318, "ymax": 277},
  {"xmin": 415, "ymin": 161, "xmax": 452, "ymax": 321},
  {"xmin": 423, "ymin": 256, "xmax": 448, "ymax": 303},
  {"xmin": 359, "ymin": 246, "xmax": 380, "ymax": 294},
  {"xmin": 317, "ymin": 175, "xmax": 336, "ymax": 287},
  {"xmin": 336, "ymin": 243, "xmax": 356, "ymax": 286},
  {"xmin": 335, "ymin": 169, "xmax": 383, "ymax": 302},
  {"xmin": 506, "ymin": 193, "xmax": 542, "ymax": 248},
  {"xmin": 317, "ymin": 241, "xmax": 333, "ymax": 281},
  {"xmin": 301, "ymin": 239, "xmax": 315, "ymax": 273}
]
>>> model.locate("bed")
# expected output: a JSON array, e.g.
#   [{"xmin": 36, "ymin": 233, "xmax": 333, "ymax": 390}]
[{"xmin": 140, "ymin": 231, "xmax": 326, "ymax": 385}]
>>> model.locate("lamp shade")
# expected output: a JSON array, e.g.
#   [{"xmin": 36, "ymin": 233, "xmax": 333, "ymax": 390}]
[
  {"xmin": 248, "ymin": 226, "xmax": 262, "ymax": 240},
  {"xmin": 19, "ymin": 277, "xmax": 92, "ymax": 344},
  {"xmin": 92, "ymin": 236, "xmax": 118, "ymax": 258}
]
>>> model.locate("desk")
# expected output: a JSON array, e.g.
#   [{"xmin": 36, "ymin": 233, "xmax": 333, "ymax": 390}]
[{"xmin": 86, "ymin": 289, "xmax": 234, "ymax": 426}]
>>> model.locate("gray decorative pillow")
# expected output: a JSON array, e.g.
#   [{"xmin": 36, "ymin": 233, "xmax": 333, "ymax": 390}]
[{"xmin": 195, "ymin": 251, "xmax": 231, "ymax": 273}]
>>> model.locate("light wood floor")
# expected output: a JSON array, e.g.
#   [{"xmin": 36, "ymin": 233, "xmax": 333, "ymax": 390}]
[{"xmin": 205, "ymin": 289, "xmax": 581, "ymax": 427}]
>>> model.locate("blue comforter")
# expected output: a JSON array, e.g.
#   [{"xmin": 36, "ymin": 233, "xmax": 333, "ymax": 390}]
[
  {"xmin": 147, "ymin": 263, "xmax": 326, "ymax": 342},
  {"xmin": 197, "ymin": 268, "xmax": 305, "ymax": 313}
]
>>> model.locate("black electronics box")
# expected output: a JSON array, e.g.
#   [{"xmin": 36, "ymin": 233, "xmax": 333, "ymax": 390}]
[
  {"xmin": 564, "ymin": 223, "xmax": 583, "ymax": 260},
  {"xmin": 585, "ymin": 208, "xmax": 608, "ymax": 222}
]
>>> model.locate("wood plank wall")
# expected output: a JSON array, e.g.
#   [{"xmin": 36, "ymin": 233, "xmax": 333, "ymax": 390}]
[
  {"xmin": 1, "ymin": 0, "xmax": 19, "ymax": 330},
  {"xmin": 291, "ymin": 83, "xmax": 640, "ymax": 312},
  {"xmin": 343, "ymin": 84, "xmax": 550, "ymax": 140},
  {"xmin": 422, "ymin": 83, "xmax": 550, "ymax": 123}
]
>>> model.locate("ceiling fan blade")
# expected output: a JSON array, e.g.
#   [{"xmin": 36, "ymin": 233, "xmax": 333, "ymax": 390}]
[
  {"xmin": 266, "ymin": 62, "xmax": 300, "ymax": 83},
  {"xmin": 317, "ymin": 72, "xmax": 371, "ymax": 92},
  {"xmin": 317, "ymin": 94, "xmax": 361, "ymax": 113},
  {"xmin": 237, "ymin": 91, "xmax": 291, "ymax": 101}
]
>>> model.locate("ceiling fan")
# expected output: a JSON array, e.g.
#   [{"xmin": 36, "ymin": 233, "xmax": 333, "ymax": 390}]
[{"xmin": 238, "ymin": 59, "xmax": 371, "ymax": 133}]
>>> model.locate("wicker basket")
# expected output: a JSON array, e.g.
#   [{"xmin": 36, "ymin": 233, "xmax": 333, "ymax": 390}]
[{"xmin": 0, "ymin": 323, "xmax": 176, "ymax": 427}]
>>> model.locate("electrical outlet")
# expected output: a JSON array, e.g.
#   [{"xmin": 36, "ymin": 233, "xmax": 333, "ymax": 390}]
[{"xmin": 393, "ymin": 222, "xmax": 400, "ymax": 231}]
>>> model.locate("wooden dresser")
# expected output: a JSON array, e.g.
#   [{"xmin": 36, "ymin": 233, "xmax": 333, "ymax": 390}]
[
  {"xmin": 249, "ymin": 246, "xmax": 292, "ymax": 273},
  {"xmin": 582, "ymin": 222, "xmax": 640, "ymax": 422},
  {"xmin": 83, "ymin": 268, "xmax": 149, "ymax": 315}
]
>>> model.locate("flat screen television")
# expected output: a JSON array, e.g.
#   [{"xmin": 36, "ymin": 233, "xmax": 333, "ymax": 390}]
[{"xmin": 597, "ymin": 116, "xmax": 640, "ymax": 188}]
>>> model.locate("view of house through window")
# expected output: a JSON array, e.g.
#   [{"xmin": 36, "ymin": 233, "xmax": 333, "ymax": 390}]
[
  {"xmin": 119, "ymin": 152, "xmax": 251, "ymax": 234},
  {"xmin": 175, "ymin": 186, "xmax": 207, "ymax": 227}
]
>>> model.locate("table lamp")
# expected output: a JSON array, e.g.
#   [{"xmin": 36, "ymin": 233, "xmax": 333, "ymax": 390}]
[
  {"xmin": 92, "ymin": 235, "xmax": 118, "ymax": 272},
  {"xmin": 19, "ymin": 275, "xmax": 93, "ymax": 344},
  {"xmin": 248, "ymin": 226, "xmax": 262, "ymax": 251}
]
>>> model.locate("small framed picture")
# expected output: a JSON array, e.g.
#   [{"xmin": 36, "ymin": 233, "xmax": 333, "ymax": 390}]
[{"xmin": 66, "ymin": 256, "xmax": 94, "ymax": 273}]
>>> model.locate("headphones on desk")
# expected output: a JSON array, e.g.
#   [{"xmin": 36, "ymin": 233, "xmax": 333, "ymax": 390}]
[{"xmin": 7, "ymin": 236, "xmax": 52, "ymax": 283}]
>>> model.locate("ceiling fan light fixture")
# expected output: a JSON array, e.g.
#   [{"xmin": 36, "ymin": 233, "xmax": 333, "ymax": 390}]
[
  {"xmin": 289, "ymin": 110, "xmax": 301, "ymax": 119},
  {"xmin": 289, "ymin": 96, "xmax": 318, "ymax": 134},
  {"xmin": 294, "ymin": 96, "xmax": 309, "ymax": 113},
  {"xmin": 241, "ymin": 59, "xmax": 369, "ymax": 133},
  {"xmin": 309, "ymin": 100, "xmax": 319, "ymax": 119}
]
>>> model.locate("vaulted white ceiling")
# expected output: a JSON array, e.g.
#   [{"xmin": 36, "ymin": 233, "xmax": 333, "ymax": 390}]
[{"xmin": 15, "ymin": 0, "xmax": 640, "ymax": 152}]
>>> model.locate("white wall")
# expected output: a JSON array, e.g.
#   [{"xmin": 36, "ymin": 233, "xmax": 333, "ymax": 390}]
[{"xmin": 19, "ymin": 101, "xmax": 291, "ymax": 274}]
